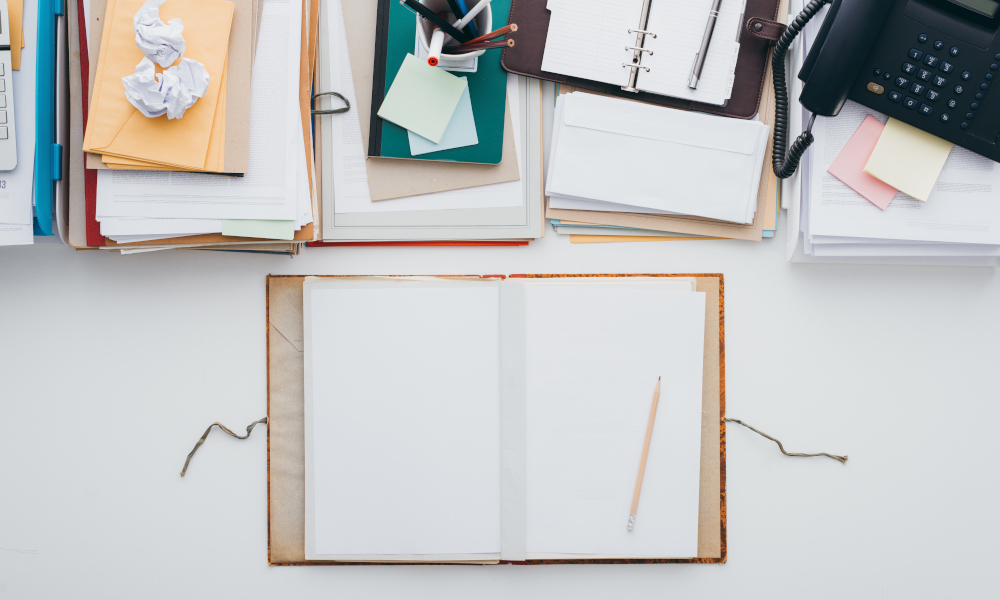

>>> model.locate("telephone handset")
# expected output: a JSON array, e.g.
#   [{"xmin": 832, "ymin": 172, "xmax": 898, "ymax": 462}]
[{"xmin": 774, "ymin": 0, "xmax": 1000, "ymax": 178}]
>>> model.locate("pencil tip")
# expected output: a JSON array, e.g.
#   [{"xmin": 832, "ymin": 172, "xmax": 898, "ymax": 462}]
[{"xmin": 658, "ymin": 376, "xmax": 661, "ymax": 380}]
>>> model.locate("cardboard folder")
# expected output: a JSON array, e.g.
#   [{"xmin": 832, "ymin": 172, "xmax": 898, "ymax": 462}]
[{"xmin": 266, "ymin": 273, "xmax": 727, "ymax": 565}]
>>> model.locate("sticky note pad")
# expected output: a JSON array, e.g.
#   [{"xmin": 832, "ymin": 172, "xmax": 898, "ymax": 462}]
[
  {"xmin": 828, "ymin": 116, "xmax": 898, "ymax": 210},
  {"xmin": 222, "ymin": 220, "xmax": 296, "ymax": 240},
  {"xmin": 864, "ymin": 117, "xmax": 953, "ymax": 202},
  {"xmin": 407, "ymin": 78, "xmax": 479, "ymax": 156},
  {"xmin": 377, "ymin": 54, "xmax": 468, "ymax": 144}
]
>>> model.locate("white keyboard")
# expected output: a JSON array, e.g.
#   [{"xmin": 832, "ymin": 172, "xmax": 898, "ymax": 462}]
[{"xmin": 0, "ymin": 0, "xmax": 17, "ymax": 171}]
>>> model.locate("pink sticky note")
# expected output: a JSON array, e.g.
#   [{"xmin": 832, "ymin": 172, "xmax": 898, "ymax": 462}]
[{"xmin": 827, "ymin": 116, "xmax": 899, "ymax": 210}]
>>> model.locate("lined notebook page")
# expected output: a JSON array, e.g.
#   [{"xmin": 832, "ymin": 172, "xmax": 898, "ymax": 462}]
[
  {"xmin": 522, "ymin": 283, "xmax": 706, "ymax": 557},
  {"xmin": 540, "ymin": 0, "xmax": 647, "ymax": 87},
  {"xmin": 637, "ymin": 0, "xmax": 743, "ymax": 105},
  {"xmin": 304, "ymin": 279, "xmax": 502, "ymax": 558}
]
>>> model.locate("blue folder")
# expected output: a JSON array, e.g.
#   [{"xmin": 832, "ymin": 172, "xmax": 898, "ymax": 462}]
[{"xmin": 32, "ymin": 0, "xmax": 66, "ymax": 236}]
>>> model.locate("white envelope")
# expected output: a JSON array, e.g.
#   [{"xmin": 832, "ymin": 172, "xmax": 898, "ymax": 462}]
[{"xmin": 545, "ymin": 93, "xmax": 770, "ymax": 224}]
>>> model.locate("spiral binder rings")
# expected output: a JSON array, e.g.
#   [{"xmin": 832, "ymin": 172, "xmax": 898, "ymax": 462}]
[{"xmin": 622, "ymin": 0, "xmax": 656, "ymax": 93}]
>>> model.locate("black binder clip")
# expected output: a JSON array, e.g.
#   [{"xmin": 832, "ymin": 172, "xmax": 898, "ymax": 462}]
[{"xmin": 311, "ymin": 91, "xmax": 351, "ymax": 115}]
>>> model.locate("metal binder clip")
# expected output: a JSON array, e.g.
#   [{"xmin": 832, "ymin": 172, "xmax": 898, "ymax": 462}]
[
  {"xmin": 627, "ymin": 28, "xmax": 658, "ymax": 38},
  {"xmin": 311, "ymin": 91, "xmax": 351, "ymax": 115},
  {"xmin": 625, "ymin": 46, "xmax": 654, "ymax": 55}
]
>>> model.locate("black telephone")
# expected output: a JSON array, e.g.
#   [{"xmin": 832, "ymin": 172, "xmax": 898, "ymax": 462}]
[{"xmin": 773, "ymin": 0, "xmax": 1000, "ymax": 178}]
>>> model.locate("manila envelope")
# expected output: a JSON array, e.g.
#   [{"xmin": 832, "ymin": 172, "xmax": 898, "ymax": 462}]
[
  {"xmin": 10, "ymin": 0, "xmax": 22, "ymax": 70},
  {"xmin": 83, "ymin": 0, "xmax": 233, "ymax": 170},
  {"xmin": 86, "ymin": 0, "xmax": 255, "ymax": 174}
]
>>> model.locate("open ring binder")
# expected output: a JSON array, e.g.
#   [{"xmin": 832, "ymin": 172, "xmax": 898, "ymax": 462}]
[{"xmin": 622, "ymin": 0, "xmax": 656, "ymax": 93}]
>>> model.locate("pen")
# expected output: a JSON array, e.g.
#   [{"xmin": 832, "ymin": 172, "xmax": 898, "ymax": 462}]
[
  {"xmin": 454, "ymin": 0, "xmax": 479, "ymax": 36},
  {"xmin": 400, "ymin": 0, "xmax": 472, "ymax": 43},
  {"xmin": 452, "ymin": 0, "xmax": 492, "ymax": 34},
  {"xmin": 688, "ymin": 0, "xmax": 723, "ymax": 90},
  {"xmin": 428, "ymin": 26, "xmax": 446, "ymax": 66},
  {"xmin": 628, "ymin": 376, "xmax": 661, "ymax": 532},
  {"xmin": 445, "ymin": 0, "xmax": 475, "ymax": 36}
]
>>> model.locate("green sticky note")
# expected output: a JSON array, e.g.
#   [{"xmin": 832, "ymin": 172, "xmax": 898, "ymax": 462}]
[
  {"xmin": 222, "ymin": 220, "xmax": 296, "ymax": 240},
  {"xmin": 376, "ymin": 54, "xmax": 468, "ymax": 144}
]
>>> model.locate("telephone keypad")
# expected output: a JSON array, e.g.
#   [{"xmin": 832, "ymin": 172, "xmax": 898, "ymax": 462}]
[
  {"xmin": 919, "ymin": 33, "xmax": 928, "ymax": 43},
  {"xmin": 896, "ymin": 76, "xmax": 910, "ymax": 88},
  {"xmin": 940, "ymin": 62, "xmax": 954, "ymax": 73},
  {"xmin": 926, "ymin": 89, "xmax": 941, "ymax": 101},
  {"xmin": 941, "ymin": 113, "xmax": 951, "ymax": 122},
  {"xmin": 903, "ymin": 96, "xmax": 919, "ymax": 109},
  {"xmin": 902, "ymin": 62, "xmax": 917, "ymax": 74},
  {"xmin": 909, "ymin": 48, "xmax": 925, "ymax": 60},
  {"xmin": 884, "ymin": 72, "xmax": 893, "ymax": 81},
  {"xmin": 948, "ymin": 99, "xmax": 958, "ymax": 109},
  {"xmin": 888, "ymin": 91, "xmax": 902, "ymax": 102},
  {"xmin": 910, "ymin": 82, "xmax": 927, "ymax": 94},
  {"xmin": 918, "ymin": 68, "xmax": 933, "ymax": 81},
  {"xmin": 924, "ymin": 55, "xmax": 940, "ymax": 67},
  {"xmin": 919, "ymin": 103, "xmax": 934, "ymax": 116},
  {"xmin": 950, "ymin": 47, "xmax": 960, "ymax": 57},
  {"xmin": 933, "ymin": 75, "xmax": 947, "ymax": 87},
  {"xmin": 934, "ymin": 40, "xmax": 944, "ymax": 50},
  {"xmin": 961, "ymin": 71, "xmax": 972, "ymax": 80},
  {"xmin": 955, "ymin": 85, "xmax": 965, "ymax": 94}
]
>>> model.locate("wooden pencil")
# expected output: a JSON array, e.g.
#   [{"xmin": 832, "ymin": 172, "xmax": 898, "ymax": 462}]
[
  {"xmin": 444, "ymin": 39, "xmax": 513, "ymax": 53},
  {"xmin": 459, "ymin": 23, "xmax": 518, "ymax": 46},
  {"xmin": 628, "ymin": 376, "xmax": 661, "ymax": 532}
]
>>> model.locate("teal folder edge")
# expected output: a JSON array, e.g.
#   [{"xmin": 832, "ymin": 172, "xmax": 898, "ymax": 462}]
[
  {"xmin": 34, "ymin": 0, "xmax": 62, "ymax": 236},
  {"xmin": 368, "ymin": 0, "xmax": 511, "ymax": 164}
]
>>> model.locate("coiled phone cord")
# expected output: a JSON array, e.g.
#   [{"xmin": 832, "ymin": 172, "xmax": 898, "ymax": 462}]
[{"xmin": 772, "ymin": 0, "xmax": 829, "ymax": 179}]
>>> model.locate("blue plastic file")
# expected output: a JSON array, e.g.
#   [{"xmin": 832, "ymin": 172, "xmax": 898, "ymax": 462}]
[{"xmin": 33, "ymin": 0, "xmax": 61, "ymax": 236}]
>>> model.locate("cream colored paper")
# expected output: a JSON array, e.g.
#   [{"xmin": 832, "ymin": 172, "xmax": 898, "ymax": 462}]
[{"xmin": 864, "ymin": 117, "xmax": 953, "ymax": 202}]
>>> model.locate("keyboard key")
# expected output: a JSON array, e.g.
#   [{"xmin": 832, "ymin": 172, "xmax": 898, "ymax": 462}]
[
  {"xmin": 874, "ymin": 68, "xmax": 883, "ymax": 76},
  {"xmin": 919, "ymin": 33, "xmax": 928, "ymax": 43},
  {"xmin": 940, "ymin": 61, "xmax": 954, "ymax": 73},
  {"xmin": 867, "ymin": 82, "xmax": 885, "ymax": 94},
  {"xmin": 0, "ymin": 64, "xmax": 4, "ymax": 76},
  {"xmin": 0, "ymin": 95, "xmax": 7, "ymax": 109},
  {"xmin": 948, "ymin": 98, "xmax": 958, "ymax": 108},
  {"xmin": 884, "ymin": 72, "xmax": 892, "ymax": 80},
  {"xmin": 925, "ymin": 89, "xmax": 940, "ymax": 101},
  {"xmin": 951, "ymin": 46, "xmax": 960, "ymax": 56},
  {"xmin": 903, "ymin": 96, "xmax": 919, "ymax": 109},
  {"xmin": 955, "ymin": 84, "xmax": 965, "ymax": 94},
  {"xmin": 896, "ymin": 76, "xmax": 910, "ymax": 88},
  {"xmin": 0, "ymin": 127, "xmax": 7, "ymax": 140},
  {"xmin": 908, "ymin": 48, "xmax": 925, "ymax": 60},
  {"xmin": 919, "ymin": 103, "xmax": 933, "ymax": 115},
  {"xmin": 933, "ymin": 75, "xmax": 947, "ymax": 87},
  {"xmin": 918, "ymin": 68, "xmax": 933, "ymax": 81},
  {"xmin": 924, "ymin": 55, "xmax": 939, "ymax": 67},
  {"xmin": 0, "ymin": 111, "xmax": 6, "ymax": 124},
  {"xmin": 962, "ymin": 71, "xmax": 972, "ymax": 80},
  {"xmin": 941, "ymin": 112, "xmax": 951, "ymax": 122},
  {"xmin": 888, "ymin": 90, "xmax": 902, "ymax": 102},
  {"xmin": 0, "ymin": 80, "xmax": 6, "ymax": 93},
  {"xmin": 902, "ymin": 62, "xmax": 917, "ymax": 74},
  {"xmin": 910, "ymin": 82, "xmax": 926, "ymax": 95},
  {"xmin": 935, "ymin": 40, "xmax": 945, "ymax": 50}
]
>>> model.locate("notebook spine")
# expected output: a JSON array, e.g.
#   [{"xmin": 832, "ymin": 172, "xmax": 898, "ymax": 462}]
[{"xmin": 622, "ymin": 0, "xmax": 656, "ymax": 93}]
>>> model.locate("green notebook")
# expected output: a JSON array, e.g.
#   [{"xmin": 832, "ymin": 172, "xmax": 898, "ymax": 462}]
[{"xmin": 368, "ymin": 0, "xmax": 512, "ymax": 164}]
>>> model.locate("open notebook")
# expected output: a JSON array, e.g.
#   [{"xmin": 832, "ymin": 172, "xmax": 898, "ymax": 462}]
[
  {"xmin": 541, "ymin": 0, "xmax": 744, "ymax": 106},
  {"xmin": 295, "ymin": 276, "xmax": 708, "ymax": 562}
]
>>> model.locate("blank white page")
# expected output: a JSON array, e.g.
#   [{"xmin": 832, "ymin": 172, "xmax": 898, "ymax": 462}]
[
  {"xmin": 638, "ymin": 0, "xmax": 743, "ymax": 105},
  {"xmin": 523, "ymin": 284, "xmax": 706, "ymax": 557},
  {"xmin": 304, "ymin": 279, "xmax": 502, "ymax": 558},
  {"xmin": 540, "ymin": 0, "xmax": 646, "ymax": 87}
]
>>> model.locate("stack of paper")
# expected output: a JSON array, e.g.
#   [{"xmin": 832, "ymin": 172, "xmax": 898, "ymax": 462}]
[
  {"xmin": 315, "ymin": 0, "xmax": 544, "ymax": 244},
  {"xmin": 787, "ymin": 1, "xmax": 1000, "ymax": 265},
  {"xmin": 545, "ymin": 92, "xmax": 769, "ymax": 238},
  {"xmin": 88, "ymin": 0, "xmax": 315, "ymax": 246}
]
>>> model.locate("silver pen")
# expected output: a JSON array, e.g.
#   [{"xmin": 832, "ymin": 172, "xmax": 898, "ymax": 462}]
[{"xmin": 688, "ymin": 0, "xmax": 724, "ymax": 89}]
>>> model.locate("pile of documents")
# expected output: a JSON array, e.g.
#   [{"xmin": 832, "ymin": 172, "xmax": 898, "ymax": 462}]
[
  {"xmin": 786, "ymin": 4, "xmax": 1000, "ymax": 266},
  {"xmin": 80, "ymin": 0, "xmax": 315, "ymax": 252},
  {"xmin": 0, "ymin": 0, "xmax": 37, "ymax": 246},
  {"xmin": 315, "ymin": 0, "xmax": 543, "ymax": 244},
  {"xmin": 545, "ymin": 91, "xmax": 778, "ymax": 243}
]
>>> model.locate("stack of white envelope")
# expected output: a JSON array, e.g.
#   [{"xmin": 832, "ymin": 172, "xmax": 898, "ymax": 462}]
[{"xmin": 546, "ymin": 93, "xmax": 770, "ymax": 225}]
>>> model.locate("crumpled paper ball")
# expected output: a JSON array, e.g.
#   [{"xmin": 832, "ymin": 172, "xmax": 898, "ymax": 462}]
[
  {"xmin": 122, "ymin": 56, "xmax": 211, "ymax": 120},
  {"xmin": 133, "ymin": 0, "xmax": 185, "ymax": 69}
]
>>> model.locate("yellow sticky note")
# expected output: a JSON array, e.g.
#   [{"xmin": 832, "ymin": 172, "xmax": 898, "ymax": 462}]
[
  {"xmin": 864, "ymin": 117, "xmax": 953, "ymax": 202},
  {"xmin": 10, "ymin": 0, "xmax": 22, "ymax": 70},
  {"xmin": 83, "ymin": 0, "xmax": 233, "ymax": 171}
]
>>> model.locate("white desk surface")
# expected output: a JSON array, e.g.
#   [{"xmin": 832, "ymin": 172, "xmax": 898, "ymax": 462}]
[{"xmin": 2, "ymin": 216, "xmax": 998, "ymax": 598}]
